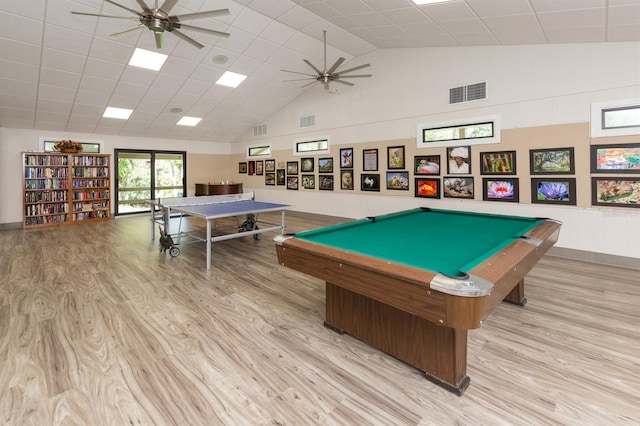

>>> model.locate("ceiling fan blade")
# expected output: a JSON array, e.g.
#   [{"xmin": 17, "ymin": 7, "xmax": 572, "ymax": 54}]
[
  {"xmin": 336, "ymin": 74, "xmax": 372, "ymax": 78},
  {"xmin": 336, "ymin": 63, "xmax": 370, "ymax": 75},
  {"xmin": 104, "ymin": 0, "xmax": 142, "ymax": 16},
  {"xmin": 327, "ymin": 57, "xmax": 345, "ymax": 75},
  {"xmin": 281, "ymin": 69, "xmax": 316, "ymax": 77},
  {"xmin": 174, "ymin": 9, "xmax": 230, "ymax": 21},
  {"xmin": 110, "ymin": 24, "xmax": 145, "ymax": 37},
  {"xmin": 301, "ymin": 81, "xmax": 318, "ymax": 88},
  {"xmin": 176, "ymin": 23, "xmax": 230, "ymax": 38},
  {"xmin": 71, "ymin": 11, "xmax": 132, "ymax": 19},
  {"xmin": 159, "ymin": 0, "xmax": 179, "ymax": 14},
  {"xmin": 154, "ymin": 31, "xmax": 164, "ymax": 49},
  {"xmin": 134, "ymin": 0, "xmax": 152, "ymax": 13},
  {"xmin": 333, "ymin": 79, "xmax": 355, "ymax": 86},
  {"xmin": 168, "ymin": 28, "xmax": 205, "ymax": 49},
  {"xmin": 303, "ymin": 59, "xmax": 322, "ymax": 75}
]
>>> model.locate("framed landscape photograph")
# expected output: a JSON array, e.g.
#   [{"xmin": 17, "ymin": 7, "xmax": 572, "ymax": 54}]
[
  {"xmin": 530, "ymin": 147, "xmax": 575, "ymax": 174},
  {"xmin": 276, "ymin": 169, "xmax": 285, "ymax": 185},
  {"xmin": 415, "ymin": 178, "xmax": 440, "ymax": 198},
  {"xmin": 414, "ymin": 155, "xmax": 440, "ymax": 175},
  {"xmin": 363, "ymin": 149, "xmax": 378, "ymax": 171},
  {"xmin": 287, "ymin": 176, "xmax": 299, "ymax": 190},
  {"xmin": 318, "ymin": 157, "xmax": 333, "ymax": 173},
  {"xmin": 480, "ymin": 151, "xmax": 516, "ymax": 175},
  {"xmin": 265, "ymin": 173, "xmax": 276, "ymax": 186},
  {"xmin": 443, "ymin": 177, "xmax": 474, "ymax": 199},
  {"xmin": 286, "ymin": 161, "xmax": 298, "ymax": 175},
  {"xmin": 387, "ymin": 146, "xmax": 405, "ymax": 169},
  {"xmin": 340, "ymin": 148, "xmax": 354, "ymax": 168},
  {"xmin": 239, "ymin": 162, "xmax": 247, "ymax": 173},
  {"xmin": 361, "ymin": 174, "xmax": 380, "ymax": 192},
  {"xmin": 483, "ymin": 178, "xmax": 519, "ymax": 202},
  {"xmin": 590, "ymin": 143, "xmax": 640, "ymax": 173},
  {"xmin": 301, "ymin": 158, "xmax": 314, "ymax": 172},
  {"xmin": 386, "ymin": 171, "xmax": 409, "ymax": 190},
  {"xmin": 302, "ymin": 174, "xmax": 315, "ymax": 189},
  {"xmin": 319, "ymin": 175, "xmax": 334, "ymax": 190},
  {"xmin": 591, "ymin": 177, "xmax": 640, "ymax": 207},
  {"xmin": 340, "ymin": 170, "xmax": 354, "ymax": 190},
  {"xmin": 264, "ymin": 159, "xmax": 276, "ymax": 172},
  {"xmin": 531, "ymin": 178, "xmax": 576, "ymax": 205}
]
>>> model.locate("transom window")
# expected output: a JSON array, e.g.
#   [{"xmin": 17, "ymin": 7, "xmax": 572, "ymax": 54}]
[
  {"xmin": 247, "ymin": 145, "xmax": 271, "ymax": 158},
  {"xmin": 294, "ymin": 138, "xmax": 330, "ymax": 155},
  {"xmin": 417, "ymin": 116, "xmax": 501, "ymax": 148},
  {"xmin": 592, "ymin": 99, "xmax": 640, "ymax": 138}
]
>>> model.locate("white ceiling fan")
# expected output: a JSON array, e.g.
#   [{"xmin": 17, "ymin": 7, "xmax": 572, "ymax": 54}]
[
  {"xmin": 71, "ymin": 0, "xmax": 230, "ymax": 49},
  {"xmin": 282, "ymin": 31, "xmax": 372, "ymax": 90}
]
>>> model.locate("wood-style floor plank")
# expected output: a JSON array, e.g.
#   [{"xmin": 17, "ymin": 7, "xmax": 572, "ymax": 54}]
[{"xmin": 0, "ymin": 212, "xmax": 638, "ymax": 425}]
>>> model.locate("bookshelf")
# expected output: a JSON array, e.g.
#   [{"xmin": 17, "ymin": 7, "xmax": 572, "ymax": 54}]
[{"xmin": 23, "ymin": 152, "xmax": 111, "ymax": 229}]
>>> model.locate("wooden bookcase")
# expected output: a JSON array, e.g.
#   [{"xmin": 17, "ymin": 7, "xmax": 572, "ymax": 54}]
[{"xmin": 23, "ymin": 152, "xmax": 111, "ymax": 229}]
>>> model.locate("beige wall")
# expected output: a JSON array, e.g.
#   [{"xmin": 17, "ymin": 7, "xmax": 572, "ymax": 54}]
[{"xmin": 186, "ymin": 153, "xmax": 235, "ymax": 197}]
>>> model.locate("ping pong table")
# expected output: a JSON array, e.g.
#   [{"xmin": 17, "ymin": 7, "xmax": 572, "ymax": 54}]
[{"xmin": 147, "ymin": 192, "xmax": 290, "ymax": 270}]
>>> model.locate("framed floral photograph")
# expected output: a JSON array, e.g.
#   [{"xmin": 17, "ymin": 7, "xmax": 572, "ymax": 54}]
[
  {"xmin": 287, "ymin": 176, "xmax": 299, "ymax": 190},
  {"xmin": 248, "ymin": 161, "xmax": 255, "ymax": 176},
  {"xmin": 265, "ymin": 173, "xmax": 276, "ymax": 186},
  {"xmin": 239, "ymin": 162, "xmax": 247, "ymax": 173},
  {"xmin": 302, "ymin": 174, "xmax": 315, "ymax": 189},
  {"xmin": 590, "ymin": 143, "xmax": 640, "ymax": 173},
  {"xmin": 318, "ymin": 157, "xmax": 333, "ymax": 173},
  {"xmin": 531, "ymin": 178, "xmax": 576, "ymax": 205},
  {"xmin": 361, "ymin": 174, "xmax": 380, "ymax": 192},
  {"xmin": 386, "ymin": 171, "xmax": 409, "ymax": 190},
  {"xmin": 480, "ymin": 151, "xmax": 516, "ymax": 175},
  {"xmin": 592, "ymin": 177, "xmax": 640, "ymax": 207},
  {"xmin": 265, "ymin": 159, "xmax": 276, "ymax": 172},
  {"xmin": 255, "ymin": 160, "xmax": 264, "ymax": 175},
  {"xmin": 276, "ymin": 169, "xmax": 285, "ymax": 185},
  {"xmin": 483, "ymin": 178, "xmax": 519, "ymax": 202},
  {"xmin": 443, "ymin": 177, "xmax": 474, "ymax": 199},
  {"xmin": 301, "ymin": 158, "xmax": 314, "ymax": 172},
  {"xmin": 319, "ymin": 175, "xmax": 334, "ymax": 190},
  {"xmin": 363, "ymin": 149, "xmax": 378, "ymax": 171},
  {"xmin": 530, "ymin": 147, "xmax": 575, "ymax": 174},
  {"xmin": 340, "ymin": 170, "xmax": 354, "ymax": 190},
  {"xmin": 414, "ymin": 155, "xmax": 440, "ymax": 175},
  {"xmin": 415, "ymin": 178, "xmax": 440, "ymax": 198},
  {"xmin": 447, "ymin": 146, "xmax": 471, "ymax": 174},
  {"xmin": 287, "ymin": 161, "xmax": 298, "ymax": 175},
  {"xmin": 340, "ymin": 148, "xmax": 354, "ymax": 168},
  {"xmin": 387, "ymin": 146, "xmax": 405, "ymax": 169}
]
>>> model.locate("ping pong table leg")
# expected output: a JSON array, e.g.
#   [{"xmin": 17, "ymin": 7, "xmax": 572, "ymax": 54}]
[
  {"xmin": 206, "ymin": 218, "xmax": 212, "ymax": 270},
  {"xmin": 150, "ymin": 204, "xmax": 156, "ymax": 240},
  {"xmin": 163, "ymin": 207, "xmax": 171, "ymax": 236}
]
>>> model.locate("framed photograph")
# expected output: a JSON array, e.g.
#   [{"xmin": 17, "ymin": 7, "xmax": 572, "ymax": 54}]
[
  {"xmin": 386, "ymin": 171, "xmax": 409, "ymax": 190},
  {"xmin": 483, "ymin": 178, "xmax": 519, "ymax": 202},
  {"xmin": 531, "ymin": 178, "xmax": 576, "ymax": 205},
  {"xmin": 318, "ymin": 158, "xmax": 333, "ymax": 173},
  {"xmin": 276, "ymin": 169, "xmax": 285, "ymax": 185},
  {"xmin": 363, "ymin": 149, "xmax": 378, "ymax": 171},
  {"xmin": 443, "ymin": 177, "xmax": 474, "ymax": 199},
  {"xmin": 340, "ymin": 148, "xmax": 354, "ymax": 168},
  {"xmin": 287, "ymin": 176, "xmax": 299, "ymax": 190},
  {"xmin": 265, "ymin": 159, "xmax": 276, "ymax": 172},
  {"xmin": 480, "ymin": 151, "xmax": 516, "ymax": 175},
  {"xmin": 592, "ymin": 177, "xmax": 640, "ymax": 207},
  {"xmin": 340, "ymin": 169, "xmax": 354, "ymax": 190},
  {"xmin": 248, "ymin": 160, "xmax": 255, "ymax": 176},
  {"xmin": 302, "ymin": 174, "xmax": 315, "ymax": 189},
  {"xmin": 301, "ymin": 158, "xmax": 314, "ymax": 172},
  {"xmin": 387, "ymin": 146, "xmax": 405, "ymax": 169},
  {"xmin": 447, "ymin": 146, "xmax": 471, "ymax": 174},
  {"xmin": 415, "ymin": 178, "xmax": 440, "ymax": 198},
  {"xmin": 590, "ymin": 143, "xmax": 640, "ymax": 173},
  {"xmin": 414, "ymin": 155, "xmax": 440, "ymax": 175},
  {"xmin": 319, "ymin": 175, "xmax": 334, "ymax": 190},
  {"xmin": 287, "ymin": 161, "xmax": 298, "ymax": 175},
  {"xmin": 239, "ymin": 162, "xmax": 247, "ymax": 174},
  {"xmin": 361, "ymin": 174, "xmax": 380, "ymax": 192},
  {"xmin": 265, "ymin": 173, "xmax": 276, "ymax": 186},
  {"xmin": 530, "ymin": 147, "xmax": 575, "ymax": 175},
  {"xmin": 255, "ymin": 160, "xmax": 264, "ymax": 175}
]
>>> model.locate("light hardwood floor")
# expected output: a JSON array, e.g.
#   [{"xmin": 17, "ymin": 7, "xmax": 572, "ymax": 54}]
[{"xmin": 0, "ymin": 212, "xmax": 638, "ymax": 425}]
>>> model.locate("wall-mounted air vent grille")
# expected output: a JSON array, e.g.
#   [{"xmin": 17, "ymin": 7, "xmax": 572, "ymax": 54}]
[
  {"xmin": 253, "ymin": 124, "xmax": 267, "ymax": 136},
  {"xmin": 449, "ymin": 82, "xmax": 487, "ymax": 104},
  {"xmin": 300, "ymin": 115, "xmax": 315, "ymax": 128}
]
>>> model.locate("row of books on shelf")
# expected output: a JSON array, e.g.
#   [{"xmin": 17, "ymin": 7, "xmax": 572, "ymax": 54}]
[
  {"xmin": 25, "ymin": 190, "xmax": 68, "ymax": 203},
  {"xmin": 71, "ymin": 156, "xmax": 109, "ymax": 166},
  {"xmin": 25, "ymin": 167, "xmax": 69, "ymax": 178},
  {"xmin": 72, "ymin": 201, "xmax": 109, "ymax": 212},
  {"xmin": 73, "ymin": 168, "xmax": 109, "ymax": 177},
  {"xmin": 71, "ymin": 178, "xmax": 109, "ymax": 188},
  {"xmin": 25, "ymin": 203, "xmax": 69, "ymax": 217},
  {"xmin": 25, "ymin": 214, "xmax": 69, "ymax": 226},
  {"xmin": 24, "ymin": 155, "xmax": 69, "ymax": 166},
  {"xmin": 72, "ymin": 190, "xmax": 109, "ymax": 200},
  {"xmin": 25, "ymin": 178, "xmax": 69, "ymax": 190},
  {"xmin": 74, "ymin": 211, "xmax": 110, "ymax": 220}
]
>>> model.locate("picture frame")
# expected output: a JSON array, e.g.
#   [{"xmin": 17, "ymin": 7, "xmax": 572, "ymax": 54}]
[
  {"xmin": 483, "ymin": 178, "xmax": 519, "ymax": 202},
  {"xmin": 276, "ymin": 169, "xmax": 285, "ymax": 185},
  {"xmin": 361, "ymin": 174, "xmax": 380, "ymax": 192},
  {"xmin": 590, "ymin": 143, "xmax": 640, "ymax": 173},
  {"xmin": 414, "ymin": 155, "xmax": 440, "ymax": 175},
  {"xmin": 302, "ymin": 174, "xmax": 315, "ymax": 189},
  {"xmin": 255, "ymin": 160, "xmax": 264, "ymax": 175},
  {"xmin": 287, "ymin": 176, "xmax": 299, "ymax": 190},
  {"xmin": 480, "ymin": 151, "xmax": 516, "ymax": 175},
  {"xmin": 443, "ymin": 177, "xmax": 474, "ymax": 199},
  {"xmin": 387, "ymin": 146, "xmax": 405, "ymax": 169},
  {"xmin": 386, "ymin": 171, "xmax": 409, "ymax": 190},
  {"xmin": 239, "ymin": 162, "xmax": 247, "ymax": 174},
  {"xmin": 340, "ymin": 148, "xmax": 354, "ymax": 168},
  {"xmin": 530, "ymin": 147, "xmax": 575, "ymax": 175},
  {"xmin": 363, "ymin": 149, "xmax": 378, "ymax": 171},
  {"xmin": 265, "ymin": 159, "xmax": 276, "ymax": 172},
  {"xmin": 319, "ymin": 175, "xmax": 334, "ymax": 190},
  {"xmin": 286, "ymin": 161, "xmax": 298, "ymax": 175},
  {"xmin": 248, "ymin": 160, "xmax": 255, "ymax": 176},
  {"xmin": 531, "ymin": 178, "xmax": 576, "ymax": 205},
  {"xmin": 415, "ymin": 178, "xmax": 440, "ymax": 198},
  {"xmin": 265, "ymin": 172, "xmax": 276, "ymax": 186},
  {"xmin": 591, "ymin": 177, "xmax": 640, "ymax": 208},
  {"xmin": 447, "ymin": 146, "xmax": 471, "ymax": 174},
  {"xmin": 301, "ymin": 158, "xmax": 314, "ymax": 172},
  {"xmin": 318, "ymin": 157, "xmax": 333, "ymax": 173},
  {"xmin": 340, "ymin": 169, "xmax": 354, "ymax": 190}
]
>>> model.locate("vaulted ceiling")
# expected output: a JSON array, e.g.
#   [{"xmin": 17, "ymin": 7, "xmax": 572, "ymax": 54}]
[{"xmin": 1, "ymin": 0, "xmax": 639, "ymax": 144}]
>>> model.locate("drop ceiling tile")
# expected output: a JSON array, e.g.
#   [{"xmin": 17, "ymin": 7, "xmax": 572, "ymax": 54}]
[
  {"xmin": 0, "ymin": 78, "xmax": 38, "ymax": 97},
  {"xmin": 482, "ymin": 14, "xmax": 548, "ymax": 44},
  {"xmin": 37, "ymin": 98, "xmax": 73, "ymax": 114},
  {"xmin": 538, "ymin": 8, "xmax": 604, "ymax": 29},
  {"xmin": 161, "ymin": 56, "xmax": 200, "ymax": 79},
  {"xmin": 88, "ymin": 37, "xmax": 135, "ymax": 64},
  {"xmin": 608, "ymin": 23, "xmax": 640, "ymax": 41},
  {"xmin": 467, "ymin": 0, "xmax": 533, "ymax": 17},
  {"xmin": 278, "ymin": 6, "xmax": 321, "ymax": 29},
  {"xmin": 0, "ymin": 94, "xmax": 36, "ymax": 110},
  {"xmin": 531, "ymin": 0, "xmax": 605, "ymax": 13},
  {"xmin": 0, "ymin": 60, "xmax": 39, "ymax": 83},
  {"xmin": 244, "ymin": 37, "xmax": 280, "ymax": 61},
  {"xmin": 437, "ymin": 18, "xmax": 488, "ymax": 34},
  {"xmin": 43, "ymin": 24, "xmax": 93, "ymax": 55},
  {"xmin": 0, "ymin": 0, "xmax": 46, "ymax": 18},
  {"xmin": 0, "ymin": 39, "xmax": 42, "ymax": 66},
  {"xmin": 38, "ymin": 84, "xmax": 78, "ymax": 103},
  {"xmin": 247, "ymin": 0, "xmax": 295, "ymax": 19},
  {"xmin": 178, "ymin": 79, "xmax": 213, "ymax": 96},
  {"xmin": 609, "ymin": 4, "xmax": 640, "ymax": 25},
  {"xmin": 544, "ymin": 26, "xmax": 605, "ymax": 43},
  {"xmin": 348, "ymin": 12, "xmax": 392, "ymax": 27},
  {"xmin": 152, "ymin": 73, "xmax": 187, "ymax": 92},
  {"xmin": 71, "ymin": 103, "xmax": 107, "ymax": 117},
  {"xmin": 119, "ymin": 66, "xmax": 157, "ymax": 86},
  {"xmin": 0, "ymin": 12, "xmax": 43, "ymax": 45},
  {"xmin": 144, "ymin": 87, "xmax": 177, "ymax": 103},
  {"xmin": 42, "ymin": 48, "xmax": 87, "ymax": 73},
  {"xmin": 34, "ymin": 121, "xmax": 67, "ymax": 131},
  {"xmin": 0, "ymin": 106, "xmax": 35, "ymax": 120},
  {"xmin": 83, "ymin": 58, "xmax": 126, "ymax": 80},
  {"xmin": 418, "ymin": 1, "xmax": 477, "ymax": 21},
  {"xmin": 78, "ymin": 76, "xmax": 117, "ymax": 95},
  {"xmin": 112, "ymin": 82, "xmax": 149, "ymax": 99},
  {"xmin": 39, "ymin": 68, "xmax": 82, "ymax": 89},
  {"xmin": 362, "ymin": 0, "xmax": 416, "ymax": 12},
  {"xmin": 35, "ymin": 110, "xmax": 70, "ymax": 123}
]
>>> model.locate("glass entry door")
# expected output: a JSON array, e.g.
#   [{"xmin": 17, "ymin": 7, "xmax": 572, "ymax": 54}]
[{"xmin": 115, "ymin": 150, "xmax": 186, "ymax": 215}]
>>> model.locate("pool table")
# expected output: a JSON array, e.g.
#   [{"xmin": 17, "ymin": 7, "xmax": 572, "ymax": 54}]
[{"xmin": 274, "ymin": 207, "xmax": 561, "ymax": 395}]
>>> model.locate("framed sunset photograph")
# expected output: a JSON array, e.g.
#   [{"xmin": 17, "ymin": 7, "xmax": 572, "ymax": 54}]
[{"xmin": 415, "ymin": 178, "xmax": 440, "ymax": 198}]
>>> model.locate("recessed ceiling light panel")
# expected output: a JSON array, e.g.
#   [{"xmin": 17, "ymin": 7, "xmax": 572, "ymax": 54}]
[
  {"xmin": 128, "ymin": 48, "xmax": 168, "ymax": 71},
  {"xmin": 103, "ymin": 107, "xmax": 133, "ymax": 120},
  {"xmin": 177, "ymin": 116, "xmax": 202, "ymax": 126},
  {"xmin": 216, "ymin": 71, "xmax": 247, "ymax": 88}
]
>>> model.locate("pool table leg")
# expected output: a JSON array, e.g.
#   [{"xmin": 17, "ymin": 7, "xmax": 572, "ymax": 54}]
[{"xmin": 504, "ymin": 279, "xmax": 527, "ymax": 306}]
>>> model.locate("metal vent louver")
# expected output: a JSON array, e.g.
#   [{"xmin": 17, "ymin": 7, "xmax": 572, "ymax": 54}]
[
  {"xmin": 449, "ymin": 82, "xmax": 487, "ymax": 104},
  {"xmin": 300, "ymin": 115, "xmax": 316, "ymax": 128},
  {"xmin": 253, "ymin": 124, "xmax": 267, "ymax": 136}
]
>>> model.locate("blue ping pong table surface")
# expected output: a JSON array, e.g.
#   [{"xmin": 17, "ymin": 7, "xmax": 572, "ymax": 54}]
[{"xmin": 173, "ymin": 200, "xmax": 290, "ymax": 219}]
